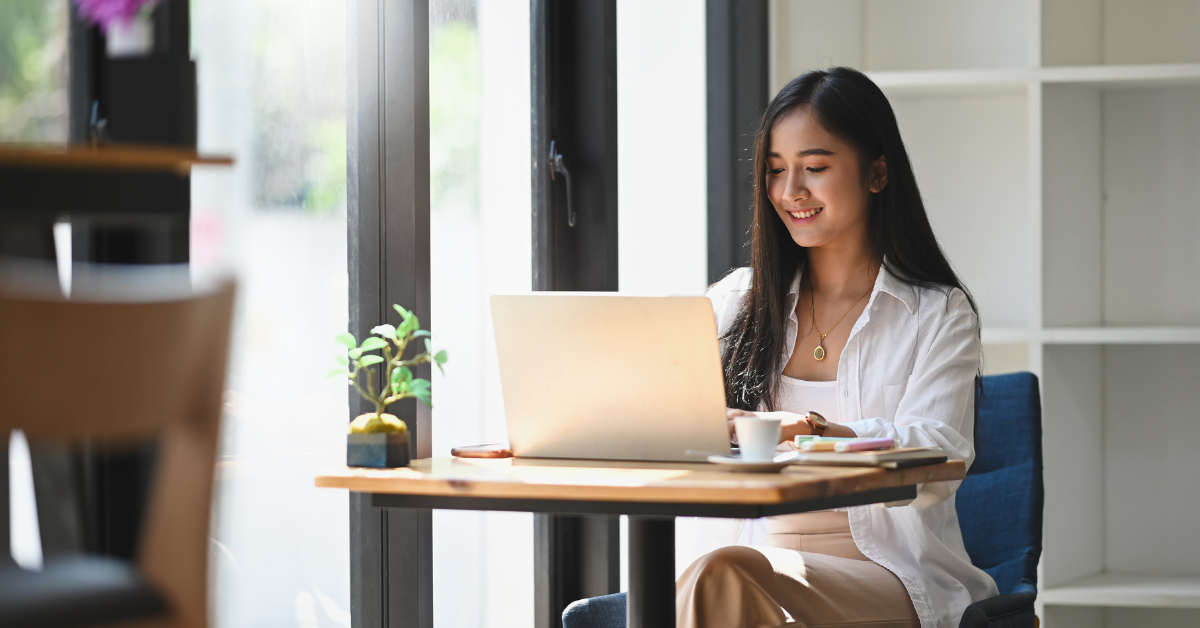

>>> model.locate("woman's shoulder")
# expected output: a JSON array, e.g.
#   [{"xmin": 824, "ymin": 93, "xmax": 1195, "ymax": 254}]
[
  {"xmin": 706, "ymin": 267, "xmax": 752, "ymax": 297},
  {"xmin": 705, "ymin": 267, "xmax": 752, "ymax": 332}
]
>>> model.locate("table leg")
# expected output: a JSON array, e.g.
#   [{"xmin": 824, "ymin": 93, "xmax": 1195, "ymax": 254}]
[{"xmin": 627, "ymin": 515, "xmax": 675, "ymax": 628}]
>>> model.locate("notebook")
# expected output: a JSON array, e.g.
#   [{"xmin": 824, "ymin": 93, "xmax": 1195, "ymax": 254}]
[{"xmin": 792, "ymin": 447, "xmax": 947, "ymax": 469}]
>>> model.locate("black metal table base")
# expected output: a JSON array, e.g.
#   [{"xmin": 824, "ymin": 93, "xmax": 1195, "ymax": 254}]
[
  {"xmin": 627, "ymin": 516, "xmax": 676, "ymax": 628},
  {"xmin": 365, "ymin": 484, "xmax": 919, "ymax": 627}
]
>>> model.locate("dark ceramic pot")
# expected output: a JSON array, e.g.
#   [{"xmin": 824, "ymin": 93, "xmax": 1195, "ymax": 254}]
[{"xmin": 347, "ymin": 431, "xmax": 410, "ymax": 468}]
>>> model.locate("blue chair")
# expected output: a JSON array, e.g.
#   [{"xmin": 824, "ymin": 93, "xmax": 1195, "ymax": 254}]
[
  {"xmin": 956, "ymin": 372, "xmax": 1043, "ymax": 628},
  {"xmin": 563, "ymin": 372, "xmax": 1043, "ymax": 628}
]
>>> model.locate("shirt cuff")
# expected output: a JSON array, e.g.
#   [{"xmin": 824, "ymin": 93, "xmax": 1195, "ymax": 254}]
[{"xmin": 842, "ymin": 417, "xmax": 892, "ymax": 439}]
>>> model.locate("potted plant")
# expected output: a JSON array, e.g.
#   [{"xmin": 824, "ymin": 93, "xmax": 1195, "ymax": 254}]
[
  {"xmin": 332, "ymin": 304, "xmax": 447, "ymax": 468},
  {"xmin": 74, "ymin": 0, "xmax": 161, "ymax": 57}
]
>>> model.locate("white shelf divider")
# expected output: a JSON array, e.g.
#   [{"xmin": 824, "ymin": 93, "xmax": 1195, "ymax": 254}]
[
  {"xmin": 1041, "ymin": 327, "xmax": 1200, "ymax": 345},
  {"xmin": 866, "ymin": 63, "xmax": 1200, "ymax": 94},
  {"xmin": 1041, "ymin": 62, "xmax": 1200, "ymax": 87},
  {"xmin": 1043, "ymin": 573, "xmax": 1200, "ymax": 609},
  {"xmin": 868, "ymin": 68, "xmax": 1031, "ymax": 93},
  {"xmin": 982, "ymin": 327, "xmax": 1200, "ymax": 345}
]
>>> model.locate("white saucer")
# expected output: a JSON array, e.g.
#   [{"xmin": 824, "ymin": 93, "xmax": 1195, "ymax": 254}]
[{"xmin": 707, "ymin": 451, "xmax": 799, "ymax": 473}]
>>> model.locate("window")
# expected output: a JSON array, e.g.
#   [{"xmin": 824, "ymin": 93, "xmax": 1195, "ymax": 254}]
[
  {"xmin": 191, "ymin": 1, "xmax": 350, "ymax": 626},
  {"xmin": 428, "ymin": 0, "xmax": 534, "ymax": 625},
  {"xmin": 0, "ymin": 0, "xmax": 68, "ymax": 143}
]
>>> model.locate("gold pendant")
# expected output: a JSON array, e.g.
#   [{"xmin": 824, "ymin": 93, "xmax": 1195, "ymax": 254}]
[{"xmin": 814, "ymin": 341, "xmax": 826, "ymax": 361}]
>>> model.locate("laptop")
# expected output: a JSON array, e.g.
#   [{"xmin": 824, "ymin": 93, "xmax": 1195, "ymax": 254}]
[{"xmin": 490, "ymin": 293, "xmax": 732, "ymax": 462}]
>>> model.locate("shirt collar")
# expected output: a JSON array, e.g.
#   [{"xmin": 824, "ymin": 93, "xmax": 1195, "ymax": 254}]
[{"xmin": 787, "ymin": 257, "xmax": 917, "ymax": 315}]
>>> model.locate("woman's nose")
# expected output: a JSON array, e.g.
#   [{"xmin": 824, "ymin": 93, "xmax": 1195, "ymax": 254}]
[{"xmin": 785, "ymin": 173, "xmax": 808, "ymax": 203}]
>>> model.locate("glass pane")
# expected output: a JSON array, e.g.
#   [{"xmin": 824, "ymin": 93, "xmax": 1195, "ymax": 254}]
[
  {"xmin": 191, "ymin": 1, "xmax": 350, "ymax": 627},
  {"xmin": 0, "ymin": 0, "xmax": 68, "ymax": 143},
  {"xmin": 428, "ymin": 0, "xmax": 534, "ymax": 625}
]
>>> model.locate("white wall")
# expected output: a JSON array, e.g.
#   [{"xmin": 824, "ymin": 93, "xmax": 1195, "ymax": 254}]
[{"xmin": 617, "ymin": 0, "xmax": 708, "ymax": 296}]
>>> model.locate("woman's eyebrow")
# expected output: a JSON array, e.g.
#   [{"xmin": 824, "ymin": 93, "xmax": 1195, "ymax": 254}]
[{"xmin": 765, "ymin": 148, "xmax": 835, "ymax": 158}]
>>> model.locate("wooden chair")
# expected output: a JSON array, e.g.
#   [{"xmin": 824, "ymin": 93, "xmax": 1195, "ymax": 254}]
[{"xmin": 0, "ymin": 278, "xmax": 236, "ymax": 628}]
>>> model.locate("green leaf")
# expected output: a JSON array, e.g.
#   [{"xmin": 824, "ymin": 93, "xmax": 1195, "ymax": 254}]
[
  {"xmin": 326, "ymin": 368, "xmax": 347, "ymax": 379},
  {"xmin": 359, "ymin": 355, "xmax": 385, "ymax": 366},
  {"xmin": 335, "ymin": 332, "xmax": 357, "ymax": 349},
  {"xmin": 335, "ymin": 354, "xmax": 349, "ymax": 366},
  {"xmin": 397, "ymin": 315, "xmax": 418, "ymax": 338},
  {"xmin": 349, "ymin": 348, "xmax": 362, "ymax": 359},
  {"xmin": 434, "ymin": 349, "xmax": 448, "ymax": 364},
  {"xmin": 393, "ymin": 304, "xmax": 411, "ymax": 320},
  {"xmin": 390, "ymin": 366, "xmax": 414, "ymax": 392},
  {"xmin": 371, "ymin": 324, "xmax": 396, "ymax": 338},
  {"xmin": 359, "ymin": 337, "xmax": 388, "ymax": 351},
  {"xmin": 424, "ymin": 339, "xmax": 432, "ymax": 354},
  {"xmin": 391, "ymin": 366, "xmax": 413, "ymax": 385},
  {"xmin": 411, "ymin": 379, "xmax": 433, "ymax": 408},
  {"xmin": 411, "ymin": 330, "xmax": 431, "ymax": 338}
]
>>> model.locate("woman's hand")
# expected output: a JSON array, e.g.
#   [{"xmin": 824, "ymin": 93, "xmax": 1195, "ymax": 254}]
[{"xmin": 725, "ymin": 408, "xmax": 812, "ymax": 444}]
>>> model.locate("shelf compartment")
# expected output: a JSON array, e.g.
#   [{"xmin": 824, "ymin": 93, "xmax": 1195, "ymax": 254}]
[
  {"xmin": 889, "ymin": 90, "xmax": 1029, "ymax": 328},
  {"xmin": 1043, "ymin": 0, "xmax": 1200, "ymax": 67},
  {"xmin": 769, "ymin": 0, "xmax": 1029, "ymax": 92},
  {"xmin": 1043, "ymin": 573, "xmax": 1200, "ymax": 609},
  {"xmin": 1042, "ymin": 83, "xmax": 1200, "ymax": 327}
]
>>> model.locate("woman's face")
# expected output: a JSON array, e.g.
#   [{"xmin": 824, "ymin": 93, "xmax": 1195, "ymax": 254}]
[{"xmin": 765, "ymin": 108, "xmax": 887, "ymax": 251}]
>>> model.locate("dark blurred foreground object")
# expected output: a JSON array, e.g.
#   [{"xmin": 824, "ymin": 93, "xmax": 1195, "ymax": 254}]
[
  {"xmin": 0, "ymin": 273, "xmax": 236, "ymax": 628},
  {"xmin": 561, "ymin": 372, "xmax": 1045, "ymax": 628}
]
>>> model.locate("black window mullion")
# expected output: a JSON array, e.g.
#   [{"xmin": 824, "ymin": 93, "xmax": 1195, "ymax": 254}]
[{"xmin": 347, "ymin": 1, "xmax": 433, "ymax": 627}]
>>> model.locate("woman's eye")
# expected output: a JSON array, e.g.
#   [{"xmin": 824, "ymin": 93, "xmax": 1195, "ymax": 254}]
[
  {"xmin": 768, "ymin": 168, "xmax": 785, "ymax": 175},
  {"xmin": 806, "ymin": 166, "xmax": 828, "ymax": 174}
]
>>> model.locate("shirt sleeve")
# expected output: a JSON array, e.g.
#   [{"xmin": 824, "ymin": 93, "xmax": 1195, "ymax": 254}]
[
  {"xmin": 704, "ymin": 267, "xmax": 752, "ymax": 337},
  {"xmin": 842, "ymin": 289, "xmax": 980, "ymax": 509}
]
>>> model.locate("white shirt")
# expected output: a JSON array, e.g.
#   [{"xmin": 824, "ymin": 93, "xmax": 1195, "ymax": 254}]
[
  {"xmin": 707, "ymin": 266, "xmax": 999, "ymax": 628},
  {"xmin": 777, "ymin": 376, "xmax": 839, "ymax": 422}
]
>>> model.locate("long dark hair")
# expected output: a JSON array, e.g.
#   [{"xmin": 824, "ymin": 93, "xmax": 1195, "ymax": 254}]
[{"xmin": 721, "ymin": 67, "xmax": 979, "ymax": 411}]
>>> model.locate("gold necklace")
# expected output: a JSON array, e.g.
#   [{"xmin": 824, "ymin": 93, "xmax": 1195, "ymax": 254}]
[{"xmin": 807, "ymin": 278, "xmax": 871, "ymax": 361}]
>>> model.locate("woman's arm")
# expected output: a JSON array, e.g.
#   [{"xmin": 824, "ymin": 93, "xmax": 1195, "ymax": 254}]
[{"xmin": 726, "ymin": 408, "xmax": 857, "ymax": 442}]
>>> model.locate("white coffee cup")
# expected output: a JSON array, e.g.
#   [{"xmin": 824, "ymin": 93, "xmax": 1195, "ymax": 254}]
[{"xmin": 733, "ymin": 415, "xmax": 782, "ymax": 462}]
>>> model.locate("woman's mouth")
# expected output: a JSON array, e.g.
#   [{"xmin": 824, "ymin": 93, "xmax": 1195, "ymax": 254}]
[{"xmin": 787, "ymin": 207, "xmax": 823, "ymax": 222}]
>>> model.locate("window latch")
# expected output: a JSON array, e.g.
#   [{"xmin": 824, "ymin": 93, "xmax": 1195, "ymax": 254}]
[{"xmin": 548, "ymin": 140, "xmax": 576, "ymax": 227}]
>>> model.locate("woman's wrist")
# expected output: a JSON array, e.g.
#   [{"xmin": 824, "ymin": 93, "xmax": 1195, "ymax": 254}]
[{"xmin": 781, "ymin": 418, "xmax": 812, "ymax": 442}]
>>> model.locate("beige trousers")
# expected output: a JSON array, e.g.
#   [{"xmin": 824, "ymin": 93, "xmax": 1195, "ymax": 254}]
[{"xmin": 675, "ymin": 512, "xmax": 920, "ymax": 628}]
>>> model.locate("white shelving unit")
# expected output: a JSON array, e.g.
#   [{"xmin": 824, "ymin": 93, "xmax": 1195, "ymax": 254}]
[{"xmin": 770, "ymin": 1, "xmax": 1200, "ymax": 626}]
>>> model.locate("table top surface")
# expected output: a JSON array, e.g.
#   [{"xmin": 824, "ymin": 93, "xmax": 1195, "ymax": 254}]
[
  {"xmin": 315, "ymin": 457, "xmax": 966, "ymax": 506},
  {"xmin": 0, "ymin": 144, "xmax": 233, "ymax": 174}
]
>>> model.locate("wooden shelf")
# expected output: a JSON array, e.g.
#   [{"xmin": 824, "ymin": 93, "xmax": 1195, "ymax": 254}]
[
  {"xmin": 982, "ymin": 327, "xmax": 1200, "ymax": 345},
  {"xmin": 0, "ymin": 144, "xmax": 234, "ymax": 176},
  {"xmin": 1043, "ymin": 573, "xmax": 1200, "ymax": 609}
]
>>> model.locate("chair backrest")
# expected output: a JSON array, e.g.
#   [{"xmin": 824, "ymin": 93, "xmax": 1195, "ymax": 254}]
[
  {"xmin": 0, "ymin": 278, "xmax": 236, "ymax": 628},
  {"xmin": 955, "ymin": 372, "xmax": 1044, "ymax": 596}
]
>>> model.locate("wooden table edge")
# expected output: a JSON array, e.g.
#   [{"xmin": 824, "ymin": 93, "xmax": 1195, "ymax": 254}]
[{"xmin": 314, "ymin": 459, "xmax": 966, "ymax": 506}]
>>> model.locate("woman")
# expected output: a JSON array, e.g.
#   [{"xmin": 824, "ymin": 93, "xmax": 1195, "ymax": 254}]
[{"xmin": 679, "ymin": 67, "xmax": 997, "ymax": 628}]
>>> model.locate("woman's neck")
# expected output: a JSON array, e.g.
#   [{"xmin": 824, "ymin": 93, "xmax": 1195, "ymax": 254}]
[{"xmin": 805, "ymin": 239, "xmax": 880, "ymax": 300}]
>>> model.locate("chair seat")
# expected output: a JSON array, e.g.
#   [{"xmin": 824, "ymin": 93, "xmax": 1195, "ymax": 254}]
[{"xmin": 0, "ymin": 556, "xmax": 168, "ymax": 628}]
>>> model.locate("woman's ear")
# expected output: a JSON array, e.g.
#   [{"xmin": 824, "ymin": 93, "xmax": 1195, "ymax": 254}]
[{"xmin": 869, "ymin": 155, "xmax": 888, "ymax": 193}]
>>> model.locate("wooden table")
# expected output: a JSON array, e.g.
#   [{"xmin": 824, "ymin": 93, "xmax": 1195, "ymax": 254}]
[{"xmin": 317, "ymin": 457, "xmax": 966, "ymax": 628}]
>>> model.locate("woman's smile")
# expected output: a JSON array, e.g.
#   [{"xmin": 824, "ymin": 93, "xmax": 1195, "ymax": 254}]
[{"xmin": 786, "ymin": 206, "xmax": 824, "ymax": 222}]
